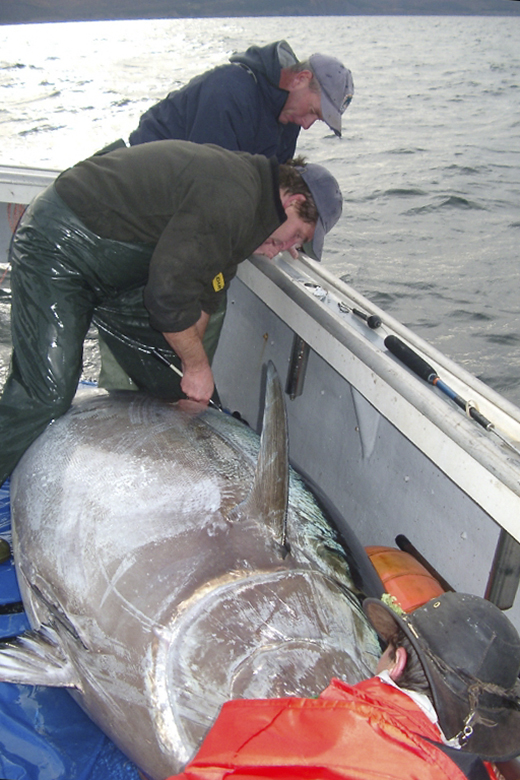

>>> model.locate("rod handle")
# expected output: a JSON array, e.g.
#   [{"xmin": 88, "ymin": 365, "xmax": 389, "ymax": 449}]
[
  {"xmin": 384, "ymin": 335, "xmax": 437, "ymax": 383},
  {"xmin": 467, "ymin": 405, "xmax": 492, "ymax": 430}
]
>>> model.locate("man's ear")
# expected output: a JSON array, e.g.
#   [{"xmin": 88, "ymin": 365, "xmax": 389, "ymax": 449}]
[
  {"xmin": 389, "ymin": 646, "xmax": 408, "ymax": 682},
  {"xmin": 287, "ymin": 70, "xmax": 313, "ymax": 90},
  {"xmin": 279, "ymin": 191, "xmax": 306, "ymax": 210}
]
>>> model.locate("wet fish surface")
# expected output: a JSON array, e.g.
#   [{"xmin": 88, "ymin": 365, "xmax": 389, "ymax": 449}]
[{"xmin": 0, "ymin": 366, "xmax": 381, "ymax": 779}]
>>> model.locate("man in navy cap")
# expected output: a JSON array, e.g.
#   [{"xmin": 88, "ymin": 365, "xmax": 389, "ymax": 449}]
[
  {"xmin": 129, "ymin": 41, "xmax": 354, "ymax": 163},
  {"xmin": 0, "ymin": 142, "xmax": 342, "ymax": 487},
  {"xmin": 98, "ymin": 42, "xmax": 352, "ymax": 388}
]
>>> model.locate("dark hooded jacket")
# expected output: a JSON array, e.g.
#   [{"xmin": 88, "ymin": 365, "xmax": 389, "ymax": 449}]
[
  {"xmin": 128, "ymin": 41, "xmax": 301, "ymax": 163},
  {"xmin": 54, "ymin": 140, "xmax": 285, "ymax": 333}
]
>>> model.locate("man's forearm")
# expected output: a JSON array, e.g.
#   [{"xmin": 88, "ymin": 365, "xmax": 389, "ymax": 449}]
[{"xmin": 162, "ymin": 312, "xmax": 213, "ymax": 403}]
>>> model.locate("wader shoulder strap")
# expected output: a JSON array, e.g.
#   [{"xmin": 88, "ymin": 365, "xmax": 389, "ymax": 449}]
[{"xmin": 423, "ymin": 737, "xmax": 490, "ymax": 780}]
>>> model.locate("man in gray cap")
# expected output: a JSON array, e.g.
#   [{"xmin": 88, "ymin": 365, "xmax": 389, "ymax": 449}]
[
  {"xmin": 164, "ymin": 591, "xmax": 520, "ymax": 780},
  {"xmin": 99, "ymin": 41, "xmax": 352, "ymax": 388},
  {"xmin": 0, "ymin": 141, "xmax": 342, "ymax": 488},
  {"xmin": 128, "ymin": 40, "xmax": 354, "ymax": 163}
]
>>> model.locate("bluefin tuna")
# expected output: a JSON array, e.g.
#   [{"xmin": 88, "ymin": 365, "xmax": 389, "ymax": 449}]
[{"xmin": 0, "ymin": 364, "xmax": 382, "ymax": 779}]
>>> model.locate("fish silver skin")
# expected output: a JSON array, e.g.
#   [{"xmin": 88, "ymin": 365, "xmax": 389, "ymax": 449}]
[{"xmin": 0, "ymin": 365, "xmax": 381, "ymax": 779}]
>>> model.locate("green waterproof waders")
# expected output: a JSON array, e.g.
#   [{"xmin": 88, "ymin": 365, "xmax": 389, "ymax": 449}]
[{"xmin": 0, "ymin": 185, "xmax": 225, "ymax": 487}]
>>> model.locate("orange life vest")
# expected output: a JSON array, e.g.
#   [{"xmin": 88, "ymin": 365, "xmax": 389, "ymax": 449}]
[{"xmin": 165, "ymin": 677, "xmax": 498, "ymax": 780}]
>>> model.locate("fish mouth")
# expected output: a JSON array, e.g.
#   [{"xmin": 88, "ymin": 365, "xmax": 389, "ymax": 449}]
[{"xmin": 149, "ymin": 568, "xmax": 379, "ymax": 765}]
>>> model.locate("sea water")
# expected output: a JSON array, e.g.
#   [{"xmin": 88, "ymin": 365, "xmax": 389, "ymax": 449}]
[{"xmin": 0, "ymin": 15, "xmax": 519, "ymax": 402}]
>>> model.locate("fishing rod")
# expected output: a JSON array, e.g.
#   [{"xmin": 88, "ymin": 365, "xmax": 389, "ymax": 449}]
[
  {"xmin": 92, "ymin": 322, "xmax": 223, "ymax": 411},
  {"xmin": 385, "ymin": 334, "xmax": 520, "ymax": 458},
  {"xmin": 148, "ymin": 347, "xmax": 222, "ymax": 411},
  {"xmin": 352, "ymin": 308, "xmax": 382, "ymax": 330},
  {"xmin": 338, "ymin": 301, "xmax": 382, "ymax": 330}
]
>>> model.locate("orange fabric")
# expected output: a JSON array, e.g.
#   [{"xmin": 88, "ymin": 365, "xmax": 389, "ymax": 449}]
[
  {"xmin": 365, "ymin": 546, "xmax": 445, "ymax": 611},
  {"xmin": 165, "ymin": 677, "xmax": 497, "ymax": 780}
]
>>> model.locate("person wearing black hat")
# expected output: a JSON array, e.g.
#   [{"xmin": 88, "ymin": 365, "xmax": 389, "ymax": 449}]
[
  {"xmin": 364, "ymin": 592, "xmax": 520, "ymax": 777},
  {"xmin": 0, "ymin": 141, "xmax": 342, "ymax": 489},
  {"xmin": 163, "ymin": 592, "xmax": 520, "ymax": 780}
]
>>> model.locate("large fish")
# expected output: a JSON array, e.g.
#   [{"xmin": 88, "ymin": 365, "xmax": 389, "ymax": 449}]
[{"xmin": 0, "ymin": 364, "xmax": 382, "ymax": 779}]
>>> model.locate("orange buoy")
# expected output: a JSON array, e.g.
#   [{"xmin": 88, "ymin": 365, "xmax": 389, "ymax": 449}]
[{"xmin": 365, "ymin": 545, "xmax": 445, "ymax": 613}]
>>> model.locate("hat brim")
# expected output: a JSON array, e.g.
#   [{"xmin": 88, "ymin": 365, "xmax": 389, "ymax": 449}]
[
  {"xmin": 303, "ymin": 218, "xmax": 325, "ymax": 261},
  {"xmin": 320, "ymin": 90, "xmax": 342, "ymax": 137},
  {"xmin": 364, "ymin": 598, "xmax": 520, "ymax": 761},
  {"xmin": 297, "ymin": 163, "xmax": 342, "ymax": 262},
  {"xmin": 425, "ymin": 649, "xmax": 520, "ymax": 761}
]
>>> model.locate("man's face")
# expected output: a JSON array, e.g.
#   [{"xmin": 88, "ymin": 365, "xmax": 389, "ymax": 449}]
[
  {"xmin": 278, "ymin": 71, "xmax": 323, "ymax": 130},
  {"xmin": 254, "ymin": 196, "xmax": 315, "ymax": 260}
]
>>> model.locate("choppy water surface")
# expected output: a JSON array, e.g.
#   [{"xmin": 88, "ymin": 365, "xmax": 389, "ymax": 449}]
[{"xmin": 0, "ymin": 15, "xmax": 519, "ymax": 401}]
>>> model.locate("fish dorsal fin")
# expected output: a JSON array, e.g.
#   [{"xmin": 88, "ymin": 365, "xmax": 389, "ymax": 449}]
[
  {"xmin": 0, "ymin": 625, "xmax": 81, "ymax": 689},
  {"xmin": 236, "ymin": 362, "xmax": 289, "ymax": 547}
]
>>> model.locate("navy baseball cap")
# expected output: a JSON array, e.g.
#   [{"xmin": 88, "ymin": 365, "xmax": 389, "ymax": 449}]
[{"xmin": 297, "ymin": 163, "xmax": 343, "ymax": 260}]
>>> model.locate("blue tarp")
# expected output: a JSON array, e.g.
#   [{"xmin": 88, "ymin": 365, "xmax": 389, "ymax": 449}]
[{"xmin": 0, "ymin": 480, "xmax": 142, "ymax": 780}]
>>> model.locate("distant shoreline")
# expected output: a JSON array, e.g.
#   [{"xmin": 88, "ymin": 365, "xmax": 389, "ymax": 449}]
[{"xmin": 2, "ymin": 0, "xmax": 520, "ymax": 26}]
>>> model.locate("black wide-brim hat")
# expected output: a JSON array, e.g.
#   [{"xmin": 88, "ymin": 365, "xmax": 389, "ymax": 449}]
[{"xmin": 364, "ymin": 592, "xmax": 520, "ymax": 761}]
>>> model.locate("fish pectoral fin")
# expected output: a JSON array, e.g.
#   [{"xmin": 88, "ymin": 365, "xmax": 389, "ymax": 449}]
[
  {"xmin": 0, "ymin": 624, "xmax": 81, "ymax": 689},
  {"xmin": 233, "ymin": 362, "xmax": 289, "ymax": 549}
]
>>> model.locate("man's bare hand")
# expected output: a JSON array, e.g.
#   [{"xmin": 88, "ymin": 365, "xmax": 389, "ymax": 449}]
[{"xmin": 180, "ymin": 364, "xmax": 214, "ymax": 405}]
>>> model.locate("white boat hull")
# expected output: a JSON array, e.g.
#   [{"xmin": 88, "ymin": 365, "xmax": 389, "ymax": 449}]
[{"xmin": 2, "ymin": 164, "xmax": 520, "ymax": 630}]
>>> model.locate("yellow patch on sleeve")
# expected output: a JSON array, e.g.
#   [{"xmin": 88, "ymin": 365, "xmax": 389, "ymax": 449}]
[{"xmin": 212, "ymin": 272, "xmax": 225, "ymax": 292}]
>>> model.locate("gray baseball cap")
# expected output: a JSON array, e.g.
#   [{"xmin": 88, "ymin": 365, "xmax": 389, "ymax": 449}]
[
  {"xmin": 310, "ymin": 54, "xmax": 354, "ymax": 137},
  {"xmin": 297, "ymin": 163, "xmax": 342, "ymax": 261}
]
